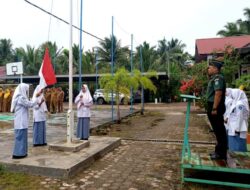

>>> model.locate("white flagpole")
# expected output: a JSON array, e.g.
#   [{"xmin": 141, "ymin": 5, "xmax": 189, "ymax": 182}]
[{"xmin": 67, "ymin": 0, "xmax": 73, "ymax": 143}]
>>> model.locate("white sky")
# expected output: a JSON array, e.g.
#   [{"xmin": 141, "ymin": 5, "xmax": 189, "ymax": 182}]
[{"xmin": 0, "ymin": 0, "xmax": 249, "ymax": 55}]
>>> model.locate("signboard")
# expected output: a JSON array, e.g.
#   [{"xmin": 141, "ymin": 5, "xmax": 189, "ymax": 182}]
[{"xmin": 6, "ymin": 62, "xmax": 23, "ymax": 75}]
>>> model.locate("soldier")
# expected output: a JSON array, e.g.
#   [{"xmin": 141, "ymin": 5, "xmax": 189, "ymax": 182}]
[
  {"xmin": 206, "ymin": 60, "xmax": 227, "ymax": 160},
  {"xmin": 57, "ymin": 87, "xmax": 64, "ymax": 113}
]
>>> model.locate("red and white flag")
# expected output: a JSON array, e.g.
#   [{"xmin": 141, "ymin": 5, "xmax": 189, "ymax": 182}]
[{"xmin": 39, "ymin": 48, "xmax": 57, "ymax": 89}]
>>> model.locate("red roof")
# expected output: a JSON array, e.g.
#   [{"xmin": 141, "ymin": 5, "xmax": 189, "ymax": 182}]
[{"xmin": 196, "ymin": 35, "xmax": 250, "ymax": 54}]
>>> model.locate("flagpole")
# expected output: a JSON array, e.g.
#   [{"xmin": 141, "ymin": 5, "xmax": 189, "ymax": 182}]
[{"xmin": 67, "ymin": 0, "xmax": 73, "ymax": 144}]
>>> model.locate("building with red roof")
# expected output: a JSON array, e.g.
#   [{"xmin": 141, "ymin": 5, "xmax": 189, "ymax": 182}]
[{"xmin": 195, "ymin": 35, "xmax": 250, "ymax": 63}]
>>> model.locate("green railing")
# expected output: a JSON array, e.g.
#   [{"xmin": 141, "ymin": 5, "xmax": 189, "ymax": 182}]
[{"xmin": 180, "ymin": 94, "xmax": 250, "ymax": 188}]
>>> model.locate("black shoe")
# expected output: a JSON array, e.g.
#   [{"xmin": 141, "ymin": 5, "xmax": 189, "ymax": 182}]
[
  {"xmin": 33, "ymin": 143, "xmax": 47, "ymax": 147},
  {"xmin": 209, "ymin": 129, "xmax": 214, "ymax": 133},
  {"xmin": 210, "ymin": 153, "xmax": 226, "ymax": 160},
  {"xmin": 209, "ymin": 151, "xmax": 216, "ymax": 156},
  {"xmin": 12, "ymin": 154, "xmax": 27, "ymax": 159}
]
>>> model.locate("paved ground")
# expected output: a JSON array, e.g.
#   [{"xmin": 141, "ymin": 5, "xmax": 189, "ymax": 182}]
[{"xmin": 0, "ymin": 103, "xmax": 245, "ymax": 190}]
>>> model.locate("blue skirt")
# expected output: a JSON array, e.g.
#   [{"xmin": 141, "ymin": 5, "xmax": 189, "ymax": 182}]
[
  {"xmin": 228, "ymin": 135, "xmax": 247, "ymax": 152},
  {"xmin": 77, "ymin": 117, "xmax": 90, "ymax": 140},
  {"xmin": 33, "ymin": 121, "xmax": 46, "ymax": 145},
  {"xmin": 13, "ymin": 129, "xmax": 28, "ymax": 157}
]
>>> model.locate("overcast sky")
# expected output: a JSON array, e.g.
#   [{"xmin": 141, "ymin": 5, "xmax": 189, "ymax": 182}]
[{"xmin": 1, "ymin": 0, "xmax": 249, "ymax": 55}]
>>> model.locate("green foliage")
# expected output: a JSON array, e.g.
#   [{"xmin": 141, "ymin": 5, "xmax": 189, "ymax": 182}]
[
  {"xmin": 0, "ymin": 171, "xmax": 53, "ymax": 190},
  {"xmin": 186, "ymin": 61, "xmax": 209, "ymax": 95},
  {"xmin": 99, "ymin": 68, "xmax": 135, "ymax": 122},
  {"xmin": 0, "ymin": 164, "xmax": 5, "ymax": 174},
  {"xmin": 133, "ymin": 69, "xmax": 157, "ymax": 94},
  {"xmin": 0, "ymin": 39, "xmax": 14, "ymax": 65},
  {"xmin": 97, "ymin": 35, "xmax": 130, "ymax": 73},
  {"xmin": 99, "ymin": 68, "xmax": 135, "ymax": 101},
  {"xmin": 217, "ymin": 8, "xmax": 250, "ymax": 36},
  {"xmin": 221, "ymin": 47, "xmax": 240, "ymax": 85},
  {"xmin": 235, "ymin": 74, "xmax": 250, "ymax": 90},
  {"xmin": 197, "ymin": 95, "xmax": 208, "ymax": 110}
]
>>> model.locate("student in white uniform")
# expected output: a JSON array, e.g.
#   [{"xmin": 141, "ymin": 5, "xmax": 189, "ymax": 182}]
[
  {"xmin": 224, "ymin": 88, "xmax": 233, "ymax": 130},
  {"xmin": 10, "ymin": 83, "xmax": 40, "ymax": 159},
  {"xmin": 32, "ymin": 85, "xmax": 47, "ymax": 146},
  {"xmin": 74, "ymin": 84, "xmax": 93, "ymax": 140},
  {"xmin": 227, "ymin": 89, "xmax": 249, "ymax": 152}
]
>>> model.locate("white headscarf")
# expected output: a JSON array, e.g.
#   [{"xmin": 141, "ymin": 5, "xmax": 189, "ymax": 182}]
[
  {"xmin": 224, "ymin": 88, "xmax": 234, "ymax": 120},
  {"xmin": 32, "ymin": 85, "xmax": 47, "ymax": 111},
  {"xmin": 80, "ymin": 84, "xmax": 93, "ymax": 103},
  {"xmin": 10, "ymin": 83, "xmax": 29, "ymax": 112},
  {"xmin": 75, "ymin": 84, "xmax": 93, "ymax": 108},
  {"xmin": 225, "ymin": 88, "xmax": 233, "ymax": 107},
  {"xmin": 230, "ymin": 89, "xmax": 249, "ymax": 115}
]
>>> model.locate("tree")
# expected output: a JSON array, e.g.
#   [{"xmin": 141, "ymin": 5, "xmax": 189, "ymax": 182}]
[
  {"xmin": 39, "ymin": 41, "xmax": 60, "ymax": 74},
  {"xmin": 16, "ymin": 45, "xmax": 40, "ymax": 75},
  {"xmin": 235, "ymin": 74, "xmax": 250, "ymax": 90},
  {"xmin": 55, "ymin": 49, "xmax": 69, "ymax": 74},
  {"xmin": 222, "ymin": 46, "xmax": 241, "ymax": 85},
  {"xmin": 0, "ymin": 39, "xmax": 14, "ymax": 65},
  {"xmin": 97, "ymin": 36, "xmax": 130, "ymax": 73},
  {"xmin": 134, "ymin": 42, "xmax": 158, "ymax": 72},
  {"xmin": 99, "ymin": 68, "xmax": 137, "ymax": 123},
  {"xmin": 217, "ymin": 7, "xmax": 250, "ymax": 37},
  {"xmin": 132, "ymin": 69, "xmax": 157, "ymax": 114},
  {"xmin": 217, "ymin": 22, "xmax": 245, "ymax": 37}
]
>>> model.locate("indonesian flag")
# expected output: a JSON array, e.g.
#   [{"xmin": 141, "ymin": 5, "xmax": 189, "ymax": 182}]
[{"xmin": 39, "ymin": 48, "xmax": 57, "ymax": 89}]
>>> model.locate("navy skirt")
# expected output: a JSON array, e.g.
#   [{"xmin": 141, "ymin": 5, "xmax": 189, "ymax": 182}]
[
  {"xmin": 77, "ymin": 117, "xmax": 90, "ymax": 140},
  {"xmin": 228, "ymin": 135, "xmax": 247, "ymax": 152},
  {"xmin": 13, "ymin": 129, "xmax": 28, "ymax": 157},
  {"xmin": 33, "ymin": 121, "xmax": 47, "ymax": 145}
]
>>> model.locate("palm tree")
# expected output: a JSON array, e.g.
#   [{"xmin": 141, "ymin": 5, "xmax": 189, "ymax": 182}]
[
  {"xmin": 238, "ymin": 8, "xmax": 250, "ymax": 34},
  {"xmin": 0, "ymin": 39, "xmax": 14, "ymax": 65},
  {"xmin": 83, "ymin": 50, "xmax": 95, "ymax": 74},
  {"xmin": 167, "ymin": 38, "xmax": 186, "ymax": 53},
  {"xmin": 99, "ymin": 68, "xmax": 137, "ymax": 123},
  {"xmin": 134, "ymin": 42, "xmax": 158, "ymax": 72},
  {"xmin": 156, "ymin": 38, "xmax": 168, "ymax": 71},
  {"xmin": 56, "ymin": 49, "xmax": 69, "ymax": 74},
  {"xmin": 17, "ymin": 45, "xmax": 40, "ymax": 75},
  {"xmin": 39, "ymin": 41, "xmax": 61, "ymax": 74},
  {"xmin": 55, "ymin": 44, "xmax": 82, "ymax": 74},
  {"xmin": 97, "ymin": 35, "xmax": 130, "ymax": 73},
  {"xmin": 217, "ymin": 22, "xmax": 245, "ymax": 37},
  {"xmin": 132, "ymin": 69, "xmax": 157, "ymax": 114}
]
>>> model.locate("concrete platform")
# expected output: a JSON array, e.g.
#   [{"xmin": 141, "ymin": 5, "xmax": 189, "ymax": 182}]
[
  {"xmin": 0, "ymin": 136, "xmax": 121, "ymax": 179},
  {"xmin": 0, "ymin": 107, "xmax": 132, "ymax": 178},
  {"xmin": 49, "ymin": 139, "xmax": 90, "ymax": 152}
]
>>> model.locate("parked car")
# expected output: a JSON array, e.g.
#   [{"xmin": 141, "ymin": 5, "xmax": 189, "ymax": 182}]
[{"xmin": 93, "ymin": 89, "xmax": 129, "ymax": 105}]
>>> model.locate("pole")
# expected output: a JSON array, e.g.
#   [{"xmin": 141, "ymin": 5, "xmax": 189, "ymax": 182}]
[
  {"xmin": 111, "ymin": 16, "xmax": 114, "ymax": 122},
  {"xmin": 167, "ymin": 51, "xmax": 170, "ymax": 85},
  {"xmin": 67, "ymin": 0, "xmax": 73, "ymax": 144},
  {"xmin": 20, "ymin": 74, "xmax": 23, "ymax": 83},
  {"xmin": 79, "ymin": 0, "xmax": 83, "ymax": 90},
  {"xmin": 130, "ymin": 34, "xmax": 133, "ymax": 113},
  {"xmin": 140, "ymin": 46, "xmax": 144, "ymax": 114},
  {"xmin": 95, "ymin": 49, "xmax": 98, "ymax": 105}
]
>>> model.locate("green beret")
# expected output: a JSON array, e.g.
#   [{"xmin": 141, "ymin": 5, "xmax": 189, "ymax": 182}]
[{"xmin": 209, "ymin": 60, "xmax": 223, "ymax": 69}]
